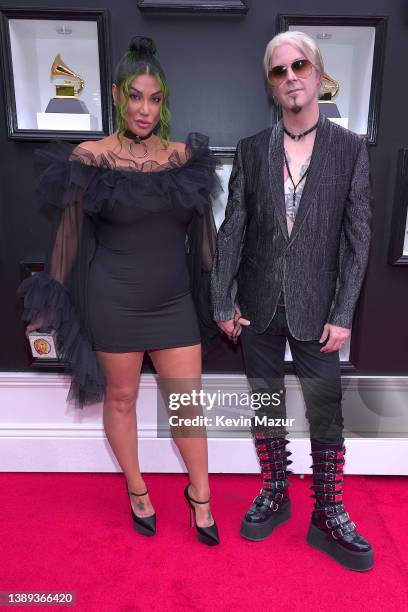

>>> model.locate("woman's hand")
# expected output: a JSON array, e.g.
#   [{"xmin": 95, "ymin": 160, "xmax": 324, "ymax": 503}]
[
  {"xmin": 231, "ymin": 305, "xmax": 250, "ymax": 343},
  {"xmin": 216, "ymin": 305, "xmax": 250, "ymax": 343},
  {"xmin": 26, "ymin": 313, "xmax": 45, "ymax": 335}
]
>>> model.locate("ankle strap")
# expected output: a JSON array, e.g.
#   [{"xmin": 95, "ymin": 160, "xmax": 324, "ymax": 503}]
[
  {"xmin": 189, "ymin": 495, "xmax": 210, "ymax": 504},
  {"xmin": 187, "ymin": 485, "xmax": 210, "ymax": 504},
  {"xmin": 128, "ymin": 488, "xmax": 148, "ymax": 497}
]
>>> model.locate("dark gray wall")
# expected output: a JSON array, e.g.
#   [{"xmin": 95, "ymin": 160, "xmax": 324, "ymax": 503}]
[{"xmin": 1, "ymin": 0, "xmax": 407, "ymax": 375}]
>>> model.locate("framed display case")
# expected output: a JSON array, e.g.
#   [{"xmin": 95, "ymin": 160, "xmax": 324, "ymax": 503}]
[
  {"xmin": 277, "ymin": 15, "xmax": 387, "ymax": 145},
  {"xmin": 0, "ymin": 8, "xmax": 113, "ymax": 141},
  {"xmin": 389, "ymin": 149, "xmax": 408, "ymax": 267},
  {"xmin": 137, "ymin": 0, "xmax": 248, "ymax": 13}
]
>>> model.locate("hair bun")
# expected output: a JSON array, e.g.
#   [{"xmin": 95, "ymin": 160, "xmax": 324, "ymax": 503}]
[{"xmin": 128, "ymin": 36, "xmax": 156, "ymax": 58}]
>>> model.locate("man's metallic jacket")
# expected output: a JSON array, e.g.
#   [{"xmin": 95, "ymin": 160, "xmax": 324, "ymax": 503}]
[{"xmin": 210, "ymin": 113, "xmax": 372, "ymax": 340}]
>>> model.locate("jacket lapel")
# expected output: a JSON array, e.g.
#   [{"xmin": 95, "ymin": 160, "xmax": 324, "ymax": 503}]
[
  {"xmin": 289, "ymin": 113, "xmax": 332, "ymax": 242},
  {"xmin": 268, "ymin": 121, "xmax": 289, "ymax": 241}
]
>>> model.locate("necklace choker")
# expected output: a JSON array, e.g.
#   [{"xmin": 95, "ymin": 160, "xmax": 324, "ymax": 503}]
[
  {"xmin": 123, "ymin": 129, "xmax": 154, "ymax": 159},
  {"xmin": 123, "ymin": 129, "xmax": 153, "ymax": 142},
  {"xmin": 283, "ymin": 120, "xmax": 319, "ymax": 141}
]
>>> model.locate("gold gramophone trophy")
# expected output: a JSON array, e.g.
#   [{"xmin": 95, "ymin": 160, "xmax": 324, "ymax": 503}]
[
  {"xmin": 318, "ymin": 71, "xmax": 341, "ymax": 119},
  {"xmin": 45, "ymin": 53, "xmax": 89, "ymax": 114},
  {"xmin": 320, "ymin": 73, "xmax": 340, "ymax": 99}
]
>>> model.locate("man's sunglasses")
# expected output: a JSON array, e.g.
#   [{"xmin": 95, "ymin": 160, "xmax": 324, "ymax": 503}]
[{"xmin": 267, "ymin": 58, "xmax": 313, "ymax": 86}]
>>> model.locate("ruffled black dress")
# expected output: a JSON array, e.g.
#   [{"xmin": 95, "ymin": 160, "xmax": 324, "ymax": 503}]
[{"xmin": 18, "ymin": 133, "xmax": 219, "ymax": 408}]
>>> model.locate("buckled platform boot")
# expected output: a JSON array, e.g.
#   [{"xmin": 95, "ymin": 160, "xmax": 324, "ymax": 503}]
[
  {"xmin": 306, "ymin": 441, "xmax": 374, "ymax": 571},
  {"xmin": 240, "ymin": 427, "xmax": 292, "ymax": 541}
]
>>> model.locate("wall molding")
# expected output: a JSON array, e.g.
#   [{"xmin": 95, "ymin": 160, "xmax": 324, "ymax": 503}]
[{"xmin": 1, "ymin": 373, "xmax": 407, "ymax": 474}]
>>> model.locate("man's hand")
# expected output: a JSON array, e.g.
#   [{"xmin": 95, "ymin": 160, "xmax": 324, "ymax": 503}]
[
  {"xmin": 216, "ymin": 305, "xmax": 250, "ymax": 343},
  {"xmin": 319, "ymin": 323, "xmax": 351, "ymax": 353}
]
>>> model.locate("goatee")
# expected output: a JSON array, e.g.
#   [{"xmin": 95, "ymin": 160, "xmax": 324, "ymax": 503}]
[{"xmin": 291, "ymin": 104, "xmax": 302, "ymax": 114}]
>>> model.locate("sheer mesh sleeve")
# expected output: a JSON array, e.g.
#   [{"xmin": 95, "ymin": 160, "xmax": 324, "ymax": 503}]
[
  {"xmin": 48, "ymin": 201, "xmax": 83, "ymax": 283},
  {"xmin": 17, "ymin": 145, "xmax": 106, "ymax": 408}
]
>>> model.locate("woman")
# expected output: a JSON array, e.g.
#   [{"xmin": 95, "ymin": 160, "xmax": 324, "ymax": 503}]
[{"xmin": 18, "ymin": 36, "xmax": 219, "ymax": 546}]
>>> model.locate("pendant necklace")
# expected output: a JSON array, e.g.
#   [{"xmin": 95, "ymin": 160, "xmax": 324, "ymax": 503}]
[
  {"xmin": 283, "ymin": 120, "xmax": 319, "ymax": 142},
  {"xmin": 123, "ymin": 129, "xmax": 153, "ymax": 159},
  {"xmin": 284, "ymin": 151, "xmax": 310, "ymax": 211}
]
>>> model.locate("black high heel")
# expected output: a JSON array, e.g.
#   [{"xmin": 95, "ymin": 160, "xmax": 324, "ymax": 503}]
[
  {"xmin": 127, "ymin": 487, "xmax": 156, "ymax": 536},
  {"xmin": 184, "ymin": 484, "xmax": 220, "ymax": 546}
]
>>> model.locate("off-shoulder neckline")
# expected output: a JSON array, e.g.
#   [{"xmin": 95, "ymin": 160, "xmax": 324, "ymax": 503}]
[{"xmin": 67, "ymin": 142, "xmax": 198, "ymax": 176}]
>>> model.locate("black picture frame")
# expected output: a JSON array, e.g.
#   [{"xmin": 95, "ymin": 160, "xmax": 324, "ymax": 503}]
[
  {"xmin": 276, "ymin": 14, "xmax": 387, "ymax": 145},
  {"xmin": 137, "ymin": 0, "xmax": 248, "ymax": 14},
  {"xmin": 388, "ymin": 149, "xmax": 408, "ymax": 267},
  {"xmin": 210, "ymin": 146, "xmax": 236, "ymax": 158},
  {"xmin": 20, "ymin": 262, "xmax": 65, "ymax": 370},
  {"xmin": 0, "ymin": 7, "xmax": 113, "ymax": 142}
]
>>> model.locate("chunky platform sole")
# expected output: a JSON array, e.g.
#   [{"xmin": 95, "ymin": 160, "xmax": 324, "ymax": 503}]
[
  {"xmin": 240, "ymin": 502, "xmax": 291, "ymax": 541},
  {"xmin": 306, "ymin": 523, "xmax": 374, "ymax": 571}
]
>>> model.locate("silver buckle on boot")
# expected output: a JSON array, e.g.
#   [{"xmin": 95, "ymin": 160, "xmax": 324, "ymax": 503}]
[{"xmin": 331, "ymin": 527, "xmax": 343, "ymax": 540}]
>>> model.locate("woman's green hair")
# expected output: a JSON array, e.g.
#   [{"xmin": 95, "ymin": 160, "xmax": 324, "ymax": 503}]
[
  {"xmin": 115, "ymin": 69, "xmax": 171, "ymax": 147},
  {"xmin": 114, "ymin": 38, "xmax": 171, "ymax": 147}
]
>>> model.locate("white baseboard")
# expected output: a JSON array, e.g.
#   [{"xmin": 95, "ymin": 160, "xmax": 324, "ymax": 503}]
[{"xmin": 1, "ymin": 373, "xmax": 407, "ymax": 474}]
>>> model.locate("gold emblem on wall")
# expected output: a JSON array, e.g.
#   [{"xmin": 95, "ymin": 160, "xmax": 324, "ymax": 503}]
[
  {"xmin": 33, "ymin": 338, "xmax": 51, "ymax": 355},
  {"xmin": 28, "ymin": 331, "xmax": 59, "ymax": 360}
]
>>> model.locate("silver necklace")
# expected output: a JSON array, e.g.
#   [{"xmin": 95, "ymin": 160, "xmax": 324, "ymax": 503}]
[{"xmin": 124, "ymin": 129, "xmax": 153, "ymax": 159}]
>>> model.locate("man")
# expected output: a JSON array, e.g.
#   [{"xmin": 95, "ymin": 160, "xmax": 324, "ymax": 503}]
[{"xmin": 211, "ymin": 31, "xmax": 373, "ymax": 571}]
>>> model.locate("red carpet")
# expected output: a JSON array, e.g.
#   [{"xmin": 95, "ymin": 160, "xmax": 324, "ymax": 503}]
[{"xmin": 1, "ymin": 473, "xmax": 408, "ymax": 611}]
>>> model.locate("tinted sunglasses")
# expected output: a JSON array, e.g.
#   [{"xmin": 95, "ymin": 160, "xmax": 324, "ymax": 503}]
[{"xmin": 268, "ymin": 58, "xmax": 313, "ymax": 86}]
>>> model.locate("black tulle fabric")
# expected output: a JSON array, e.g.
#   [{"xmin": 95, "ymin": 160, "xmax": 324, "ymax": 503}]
[{"xmin": 18, "ymin": 133, "xmax": 220, "ymax": 408}]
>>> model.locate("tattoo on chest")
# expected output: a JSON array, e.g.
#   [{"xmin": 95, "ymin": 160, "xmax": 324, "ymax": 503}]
[{"xmin": 284, "ymin": 151, "xmax": 312, "ymax": 222}]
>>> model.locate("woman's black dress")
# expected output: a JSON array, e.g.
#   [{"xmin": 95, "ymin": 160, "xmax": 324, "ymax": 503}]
[{"xmin": 18, "ymin": 133, "xmax": 219, "ymax": 408}]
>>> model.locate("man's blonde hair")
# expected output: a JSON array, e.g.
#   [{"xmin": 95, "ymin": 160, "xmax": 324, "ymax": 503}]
[{"xmin": 264, "ymin": 31, "xmax": 324, "ymax": 79}]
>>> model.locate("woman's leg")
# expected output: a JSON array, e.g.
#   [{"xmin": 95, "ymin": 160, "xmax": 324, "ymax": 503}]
[
  {"xmin": 97, "ymin": 351, "xmax": 154, "ymax": 518},
  {"xmin": 149, "ymin": 344, "xmax": 214, "ymax": 527}
]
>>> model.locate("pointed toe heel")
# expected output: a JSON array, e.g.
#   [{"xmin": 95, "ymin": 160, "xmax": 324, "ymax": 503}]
[
  {"xmin": 184, "ymin": 484, "xmax": 220, "ymax": 546},
  {"xmin": 196, "ymin": 524, "xmax": 220, "ymax": 546},
  {"xmin": 127, "ymin": 487, "xmax": 156, "ymax": 536}
]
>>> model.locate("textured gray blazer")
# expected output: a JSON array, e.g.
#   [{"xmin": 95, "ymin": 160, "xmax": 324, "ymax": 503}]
[{"xmin": 211, "ymin": 113, "xmax": 372, "ymax": 340}]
